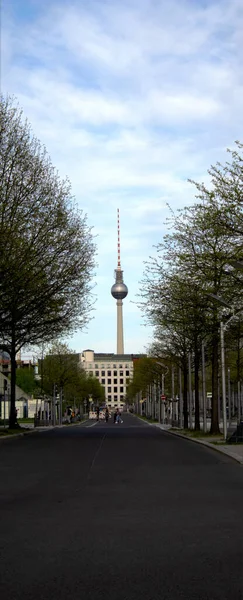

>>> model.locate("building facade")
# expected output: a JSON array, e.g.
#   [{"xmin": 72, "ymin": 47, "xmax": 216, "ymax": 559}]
[
  {"xmin": 80, "ymin": 350, "xmax": 144, "ymax": 410},
  {"xmin": 0, "ymin": 371, "xmax": 31, "ymax": 420}
]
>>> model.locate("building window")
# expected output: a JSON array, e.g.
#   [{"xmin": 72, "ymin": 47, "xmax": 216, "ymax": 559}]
[
  {"xmin": 114, "ymin": 387, "xmax": 117, "ymax": 393},
  {"xmin": 114, "ymin": 379, "xmax": 117, "ymax": 384},
  {"xmin": 120, "ymin": 395, "xmax": 124, "ymax": 400},
  {"xmin": 120, "ymin": 386, "xmax": 123, "ymax": 393},
  {"xmin": 119, "ymin": 364, "xmax": 123, "ymax": 368},
  {"xmin": 95, "ymin": 364, "xmax": 98, "ymax": 368},
  {"xmin": 108, "ymin": 387, "xmax": 111, "ymax": 393},
  {"xmin": 108, "ymin": 371, "xmax": 111, "ymax": 376},
  {"xmin": 108, "ymin": 379, "xmax": 111, "ymax": 384},
  {"xmin": 114, "ymin": 370, "xmax": 117, "ymax": 376},
  {"xmin": 119, "ymin": 371, "xmax": 123, "ymax": 376},
  {"xmin": 101, "ymin": 364, "xmax": 105, "ymax": 368},
  {"xmin": 120, "ymin": 378, "xmax": 123, "ymax": 384},
  {"xmin": 113, "ymin": 364, "xmax": 117, "ymax": 368},
  {"xmin": 107, "ymin": 364, "xmax": 110, "ymax": 368},
  {"xmin": 89, "ymin": 371, "xmax": 93, "ymax": 376},
  {"xmin": 126, "ymin": 370, "xmax": 129, "ymax": 376},
  {"xmin": 95, "ymin": 371, "xmax": 99, "ymax": 377},
  {"xmin": 125, "ymin": 364, "xmax": 129, "ymax": 368},
  {"xmin": 101, "ymin": 371, "xmax": 105, "ymax": 376},
  {"xmin": 102, "ymin": 379, "xmax": 105, "ymax": 384}
]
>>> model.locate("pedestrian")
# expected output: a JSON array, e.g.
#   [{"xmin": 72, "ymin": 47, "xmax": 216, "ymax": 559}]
[
  {"xmin": 96, "ymin": 406, "xmax": 100, "ymax": 421},
  {"xmin": 115, "ymin": 408, "xmax": 122, "ymax": 424},
  {"xmin": 117, "ymin": 409, "xmax": 123, "ymax": 424},
  {"xmin": 105, "ymin": 407, "xmax": 109, "ymax": 422}
]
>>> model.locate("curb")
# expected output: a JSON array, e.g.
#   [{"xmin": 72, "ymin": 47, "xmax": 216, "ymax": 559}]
[
  {"xmin": 0, "ymin": 420, "xmax": 88, "ymax": 443},
  {"xmin": 157, "ymin": 427, "xmax": 243, "ymax": 465},
  {"xmin": 0, "ymin": 428, "xmax": 41, "ymax": 442},
  {"xmin": 133, "ymin": 413, "xmax": 243, "ymax": 465}
]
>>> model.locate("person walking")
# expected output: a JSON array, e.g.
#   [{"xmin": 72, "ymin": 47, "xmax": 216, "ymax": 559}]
[
  {"xmin": 115, "ymin": 409, "xmax": 123, "ymax": 424},
  {"xmin": 105, "ymin": 407, "xmax": 109, "ymax": 422},
  {"xmin": 96, "ymin": 406, "xmax": 100, "ymax": 421}
]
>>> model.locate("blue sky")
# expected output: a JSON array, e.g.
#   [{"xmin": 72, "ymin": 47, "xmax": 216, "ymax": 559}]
[{"xmin": 2, "ymin": 0, "xmax": 243, "ymax": 355}]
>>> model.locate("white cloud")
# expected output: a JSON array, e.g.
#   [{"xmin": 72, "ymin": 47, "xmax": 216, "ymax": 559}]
[{"xmin": 2, "ymin": 0, "xmax": 243, "ymax": 354}]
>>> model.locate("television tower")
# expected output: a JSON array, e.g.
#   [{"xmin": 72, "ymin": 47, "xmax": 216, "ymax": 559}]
[{"xmin": 111, "ymin": 209, "xmax": 128, "ymax": 354}]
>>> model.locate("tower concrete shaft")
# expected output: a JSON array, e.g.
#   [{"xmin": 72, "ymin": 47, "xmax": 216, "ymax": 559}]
[{"xmin": 117, "ymin": 299, "xmax": 124, "ymax": 354}]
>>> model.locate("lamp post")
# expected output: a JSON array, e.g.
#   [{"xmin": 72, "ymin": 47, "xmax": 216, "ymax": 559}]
[
  {"xmin": 220, "ymin": 319, "xmax": 227, "ymax": 441},
  {"xmin": 201, "ymin": 342, "xmax": 207, "ymax": 433},
  {"xmin": 208, "ymin": 293, "xmax": 239, "ymax": 441},
  {"xmin": 143, "ymin": 361, "xmax": 168, "ymax": 423},
  {"xmin": 179, "ymin": 367, "xmax": 183, "ymax": 428},
  {"xmin": 188, "ymin": 353, "xmax": 193, "ymax": 429},
  {"xmin": 155, "ymin": 361, "xmax": 169, "ymax": 424}
]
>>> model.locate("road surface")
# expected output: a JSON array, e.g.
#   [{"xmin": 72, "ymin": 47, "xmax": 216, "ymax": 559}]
[{"xmin": 0, "ymin": 414, "xmax": 243, "ymax": 599}]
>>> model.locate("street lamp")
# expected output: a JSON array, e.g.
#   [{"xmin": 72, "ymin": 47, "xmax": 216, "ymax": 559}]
[
  {"xmin": 208, "ymin": 294, "xmax": 237, "ymax": 440},
  {"xmin": 142, "ymin": 361, "xmax": 168, "ymax": 423},
  {"xmin": 154, "ymin": 361, "xmax": 169, "ymax": 424}
]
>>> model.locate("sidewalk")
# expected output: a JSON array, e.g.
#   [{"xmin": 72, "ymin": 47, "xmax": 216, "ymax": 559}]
[{"xmin": 135, "ymin": 415, "xmax": 243, "ymax": 465}]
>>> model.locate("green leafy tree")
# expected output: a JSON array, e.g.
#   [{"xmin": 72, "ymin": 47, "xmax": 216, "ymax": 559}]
[
  {"xmin": 139, "ymin": 144, "xmax": 243, "ymax": 434},
  {"xmin": 140, "ymin": 267, "xmax": 208, "ymax": 429},
  {"xmin": 41, "ymin": 342, "xmax": 105, "ymax": 411},
  {"xmin": 0, "ymin": 96, "xmax": 96, "ymax": 427},
  {"xmin": 86, "ymin": 375, "xmax": 106, "ymax": 405},
  {"xmin": 15, "ymin": 367, "xmax": 39, "ymax": 395},
  {"xmin": 41, "ymin": 342, "xmax": 80, "ymax": 396},
  {"xmin": 126, "ymin": 357, "xmax": 167, "ymax": 407}
]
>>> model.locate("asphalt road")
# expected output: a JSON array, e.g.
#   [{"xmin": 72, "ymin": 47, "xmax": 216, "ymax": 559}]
[{"xmin": 0, "ymin": 414, "xmax": 243, "ymax": 600}]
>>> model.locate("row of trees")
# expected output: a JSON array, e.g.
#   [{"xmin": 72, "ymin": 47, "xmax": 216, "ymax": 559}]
[
  {"xmin": 16, "ymin": 342, "xmax": 105, "ymax": 411},
  {"xmin": 0, "ymin": 96, "xmax": 96, "ymax": 426},
  {"xmin": 138, "ymin": 143, "xmax": 243, "ymax": 434},
  {"xmin": 126, "ymin": 357, "xmax": 167, "ymax": 402}
]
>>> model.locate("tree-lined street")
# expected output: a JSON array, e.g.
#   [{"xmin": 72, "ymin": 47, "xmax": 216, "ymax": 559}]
[{"xmin": 0, "ymin": 414, "xmax": 242, "ymax": 600}]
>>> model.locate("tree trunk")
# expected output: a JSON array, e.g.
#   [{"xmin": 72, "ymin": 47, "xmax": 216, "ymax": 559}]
[
  {"xmin": 183, "ymin": 363, "xmax": 188, "ymax": 429},
  {"xmin": 9, "ymin": 329, "xmax": 17, "ymax": 429},
  {"xmin": 211, "ymin": 322, "xmax": 220, "ymax": 434},
  {"xmin": 194, "ymin": 347, "xmax": 200, "ymax": 430}
]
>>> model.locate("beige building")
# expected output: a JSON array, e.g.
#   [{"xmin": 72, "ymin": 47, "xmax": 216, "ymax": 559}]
[{"xmin": 80, "ymin": 350, "xmax": 144, "ymax": 410}]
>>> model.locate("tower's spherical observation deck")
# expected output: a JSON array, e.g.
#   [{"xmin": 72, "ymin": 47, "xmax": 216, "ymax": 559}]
[{"xmin": 111, "ymin": 282, "xmax": 128, "ymax": 300}]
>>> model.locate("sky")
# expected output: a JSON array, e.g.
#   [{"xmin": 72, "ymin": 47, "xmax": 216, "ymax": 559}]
[{"xmin": 1, "ymin": 0, "xmax": 243, "ymax": 356}]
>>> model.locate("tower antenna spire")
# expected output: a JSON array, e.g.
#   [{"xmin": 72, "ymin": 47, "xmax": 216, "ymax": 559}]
[{"xmin": 117, "ymin": 208, "xmax": 121, "ymax": 269}]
